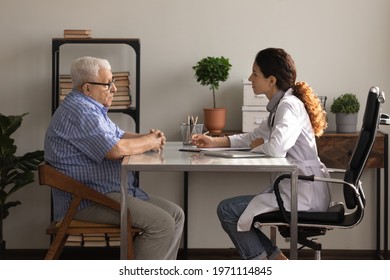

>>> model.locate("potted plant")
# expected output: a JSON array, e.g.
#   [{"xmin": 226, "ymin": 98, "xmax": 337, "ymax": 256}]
[
  {"xmin": 0, "ymin": 113, "xmax": 44, "ymax": 258},
  {"xmin": 192, "ymin": 56, "xmax": 232, "ymax": 133},
  {"xmin": 330, "ymin": 93, "xmax": 360, "ymax": 133}
]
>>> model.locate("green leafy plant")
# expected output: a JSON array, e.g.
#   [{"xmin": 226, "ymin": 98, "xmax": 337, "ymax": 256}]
[
  {"xmin": 0, "ymin": 113, "xmax": 44, "ymax": 251},
  {"xmin": 330, "ymin": 93, "xmax": 360, "ymax": 114},
  {"xmin": 192, "ymin": 56, "xmax": 232, "ymax": 108}
]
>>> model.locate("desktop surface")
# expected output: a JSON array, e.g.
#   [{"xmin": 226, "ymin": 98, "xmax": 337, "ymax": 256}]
[{"xmin": 122, "ymin": 142, "xmax": 294, "ymax": 172}]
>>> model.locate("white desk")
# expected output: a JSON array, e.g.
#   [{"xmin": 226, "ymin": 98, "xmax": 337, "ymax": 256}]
[{"xmin": 120, "ymin": 142, "xmax": 298, "ymax": 259}]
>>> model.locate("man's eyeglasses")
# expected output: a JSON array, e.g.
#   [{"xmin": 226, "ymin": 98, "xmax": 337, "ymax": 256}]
[{"xmin": 85, "ymin": 79, "xmax": 115, "ymax": 91}]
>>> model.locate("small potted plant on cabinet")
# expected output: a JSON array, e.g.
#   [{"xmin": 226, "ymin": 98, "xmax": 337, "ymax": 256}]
[
  {"xmin": 330, "ymin": 93, "xmax": 360, "ymax": 133},
  {"xmin": 192, "ymin": 56, "xmax": 232, "ymax": 133},
  {"xmin": 0, "ymin": 113, "xmax": 44, "ymax": 259}
]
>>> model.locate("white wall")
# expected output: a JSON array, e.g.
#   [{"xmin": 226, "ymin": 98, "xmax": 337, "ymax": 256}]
[{"xmin": 1, "ymin": 0, "xmax": 389, "ymax": 251}]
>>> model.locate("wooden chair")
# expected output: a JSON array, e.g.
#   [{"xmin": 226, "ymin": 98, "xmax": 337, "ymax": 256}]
[{"xmin": 38, "ymin": 164, "xmax": 142, "ymax": 260}]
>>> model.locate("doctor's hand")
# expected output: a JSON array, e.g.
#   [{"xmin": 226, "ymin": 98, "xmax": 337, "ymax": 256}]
[
  {"xmin": 191, "ymin": 134, "xmax": 215, "ymax": 148},
  {"xmin": 250, "ymin": 138, "xmax": 264, "ymax": 149}
]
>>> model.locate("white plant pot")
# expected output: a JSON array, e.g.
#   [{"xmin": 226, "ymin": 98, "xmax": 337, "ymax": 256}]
[{"xmin": 335, "ymin": 113, "xmax": 358, "ymax": 133}]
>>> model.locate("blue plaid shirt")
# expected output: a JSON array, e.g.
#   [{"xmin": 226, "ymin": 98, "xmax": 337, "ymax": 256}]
[{"xmin": 44, "ymin": 90, "xmax": 148, "ymax": 221}]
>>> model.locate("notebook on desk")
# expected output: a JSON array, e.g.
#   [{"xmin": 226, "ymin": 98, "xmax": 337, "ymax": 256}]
[{"xmin": 200, "ymin": 150, "xmax": 266, "ymax": 158}]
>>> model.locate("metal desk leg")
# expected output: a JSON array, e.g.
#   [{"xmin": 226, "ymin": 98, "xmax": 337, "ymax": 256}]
[
  {"xmin": 289, "ymin": 169, "xmax": 298, "ymax": 260},
  {"xmin": 183, "ymin": 171, "xmax": 189, "ymax": 259},
  {"xmin": 376, "ymin": 134, "xmax": 388, "ymax": 260},
  {"xmin": 384, "ymin": 135, "xmax": 388, "ymax": 259},
  {"xmin": 120, "ymin": 167, "xmax": 128, "ymax": 260},
  {"xmin": 376, "ymin": 168, "xmax": 382, "ymax": 259}
]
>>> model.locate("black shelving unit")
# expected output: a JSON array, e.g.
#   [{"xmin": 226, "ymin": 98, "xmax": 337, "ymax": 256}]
[{"xmin": 51, "ymin": 38, "xmax": 141, "ymax": 132}]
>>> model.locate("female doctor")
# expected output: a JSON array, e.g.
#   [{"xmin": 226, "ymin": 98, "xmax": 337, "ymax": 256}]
[{"xmin": 191, "ymin": 48, "xmax": 330, "ymax": 260}]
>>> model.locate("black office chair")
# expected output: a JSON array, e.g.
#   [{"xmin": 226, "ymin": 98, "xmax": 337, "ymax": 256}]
[{"xmin": 252, "ymin": 86, "xmax": 386, "ymax": 260}]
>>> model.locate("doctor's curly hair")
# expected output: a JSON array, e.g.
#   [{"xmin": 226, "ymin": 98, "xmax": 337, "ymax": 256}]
[{"xmin": 292, "ymin": 81, "xmax": 327, "ymax": 136}]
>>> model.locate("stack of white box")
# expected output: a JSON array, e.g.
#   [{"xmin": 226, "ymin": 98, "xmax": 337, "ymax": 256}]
[{"xmin": 242, "ymin": 79, "xmax": 269, "ymax": 132}]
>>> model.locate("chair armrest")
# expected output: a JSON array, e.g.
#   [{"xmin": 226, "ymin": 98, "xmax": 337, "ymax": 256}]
[
  {"xmin": 312, "ymin": 176, "xmax": 358, "ymax": 194},
  {"xmin": 273, "ymin": 174, "xmax": 360, "ymax": 224},
  {"xmin": 327, "ymin": 168, "xmax": 346, "ymax": 174}
]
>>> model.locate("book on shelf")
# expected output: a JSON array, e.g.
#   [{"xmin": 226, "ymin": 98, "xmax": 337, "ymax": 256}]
[
  {"xmin": 113, "ymin": 91, "xmax": 131, "ymax": 106},
  {"xmin": 63, "ymin": 29, "xmax": 92, "ymax": 39},
  {"xmin": 113, "ymin": 71, "xmax": 131, "ymax": 88},
  {"xmin": 108, "ymin": 240, "xmax": 121, "ymax": 247},
  {"xmin": 61, "ymin": 88, "xmax": 71, "ymax": 95},
  {"xmin": 83, "ymin": 240, "xmax": 108, "ymax": 247},
  {"xmin": 112, "ymin": 71, "xmax": 130, "ymax": 77},
  {"xmin": 112, "ymin": 79, "xmax": 130, "ymax": 87},
  {"xmin": 113, "ymin": 71, "xmax": 130, "ymax": 81},
  {"xmin": 82, "ymin": 233, "xmax": 107, "ymax": 242},
  {"xmin": 107, "ymin": 233, "xmax": 121, "ymax": 247},
  {"xmin": 114, "ymin": 87, "xmax": 131, "ymax": 100},
  {"xmin": 64, "ymin": 29, "xmax": 92, "ymax": 35},
  {"xmin": 109, "ymin": 105, "xmax": 131, "ymax": 110},
  {"xmin": 60, "ymin": 81, "xmax": 73, "ymax": 89},
  {"xmin": 112, "ymin": 101, "xmax": 131, "ymax": 106},
  {"xmin": 59, "ymin": 74, "xmax": 72, "ymax": 82},
  {"xmin": 65, "ymin": 234, "xmax": 83, "ymax": 247},
  {"xmin": 107, "ymin": 233, "xmax": 120, "ymax": 239},
  {"xmin": 115, "ymin": 88, "xmax": 130, "ymax": 94},
  {"xmin": 113, "ymin": 95, "xmax": 131, "ymax": 101},
  {"xmin": 65, "ymin": 241, "xmax": 83, "ymax": 247},
  {"xmin": 82, "ymin": 233, "xmax": 108, "ymax": 247},
  {"xmin": 66, "ymin": 234, "xmax": 83, "ymax": 242},
  {"xmin": 59, "ymin": 94, "xmax": 67, "ymax": 101}
]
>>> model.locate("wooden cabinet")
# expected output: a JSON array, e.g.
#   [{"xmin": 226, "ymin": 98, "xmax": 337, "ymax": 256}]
[
  {"xmin": 316, "ymin": 131, "xmax": 388, "ymax": 259},
  {"xmin": 316, "ymin": 131, "xmax": 386, "ymax": 169}
]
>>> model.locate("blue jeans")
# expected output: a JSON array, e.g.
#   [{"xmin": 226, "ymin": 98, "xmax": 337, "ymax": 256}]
[{"xmin": 217, "ymin": 195, "xmax": 281, "ymax": 260}]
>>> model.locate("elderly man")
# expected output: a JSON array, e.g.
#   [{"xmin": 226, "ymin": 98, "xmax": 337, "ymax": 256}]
[{"xmin": 44, "ymin": 56, "xmax": 184, "ymax": 259}]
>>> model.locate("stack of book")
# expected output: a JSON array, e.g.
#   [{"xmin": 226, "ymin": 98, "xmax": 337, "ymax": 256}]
[
  {"xmin": 82, "ymin": 233, "xmax": 108, "ymax": 247},
  {"xmin": 58, "ymin": 72, "xmax": 132, "ymax": 110},
  {"xmin": 111, "ymin": 71, "xmax": 131, "ymax": 110},
  {"xmin": 63, "ymin": 29, "xmax": 92, "ymax": 39},
  {"xmin": 59, "ymin": 74, "xmax": 72, "ymax": 101},
  {"xmin": 64, "ymin": 233, "xmax": 121, "ymax": 247}
]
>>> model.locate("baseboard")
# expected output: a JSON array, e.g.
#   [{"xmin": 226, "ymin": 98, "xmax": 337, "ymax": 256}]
[
  {"xmin": 181, "ymin": 248, "xmax": 384, "ymax": 260},
  {"xmin": 1, "ymin": 247, "xmax": 385, "ymax": 260}
]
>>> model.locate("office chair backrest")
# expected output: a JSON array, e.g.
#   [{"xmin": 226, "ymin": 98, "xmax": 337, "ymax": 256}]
[{"xmin": 344, "ymin": 87, "xmax": 385, "ymax": 209}]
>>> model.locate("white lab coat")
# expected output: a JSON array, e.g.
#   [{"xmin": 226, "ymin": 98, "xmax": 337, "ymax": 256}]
[{"xmin": 229, "ymin": 89, "xmax": 331, "ymax": 231}]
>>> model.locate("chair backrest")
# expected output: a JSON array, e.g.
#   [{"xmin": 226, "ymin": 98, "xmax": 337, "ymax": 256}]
[
  {"xmin": 38, "ymin": 164, "xmax": 122, "ymax": 216},
  {"xmin": 343, "ymin": 87, "xmax": 385, "ymax": 209}
]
